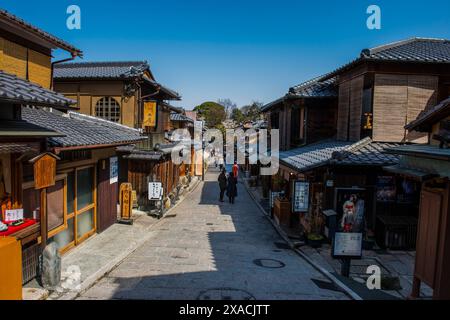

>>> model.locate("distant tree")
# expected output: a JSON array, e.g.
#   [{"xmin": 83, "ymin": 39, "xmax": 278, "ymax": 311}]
[
  {"xmin": 241, "ymin": 101, "xmax": 263, "ymax": 122},
  {"xmin": 193, "ymin": 101, "xmax": 226, "ymax": 128},
  {"xmin": 217, "ymin": 98, "xmax": 237, "ymax": 118},
  {"xmin": 231, "ymin": 107, "xmax": 245, "ymax": 124}
]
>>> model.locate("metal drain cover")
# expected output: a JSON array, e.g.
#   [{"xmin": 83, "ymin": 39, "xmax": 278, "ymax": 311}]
[
  {"xmin": 253, "ymin": 258, "xmax": 286, "ymax": 269},
  {"xmin": 197, "ymin": 288, "xmax": 255, "ymax": 300}
]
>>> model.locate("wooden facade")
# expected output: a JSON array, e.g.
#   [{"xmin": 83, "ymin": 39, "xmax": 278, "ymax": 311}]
[
  {"xmin": 0, "ymin": 36, "xmax": 52, "ymax": 88},
  {"xmin": 266, "ymin": 97, "xmax": 338, "ymax": 151},
  {"xmin": 334, "ymin": 62, "xmax": 450, "ymax": 143}
]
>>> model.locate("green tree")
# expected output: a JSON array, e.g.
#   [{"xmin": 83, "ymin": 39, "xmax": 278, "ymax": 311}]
[
  {"xmin": 241, "ymin": 101, "xmax": 263, "ymax": 122},
  {"xmin": 193, "ymin": 101, "xmax": 226, "ymax": 128},
  {"xmin": 231, "ymin": 107, "xmax": 245, "ymax": 124}
]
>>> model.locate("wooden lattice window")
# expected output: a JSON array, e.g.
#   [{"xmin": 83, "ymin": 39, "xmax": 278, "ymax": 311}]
[{"xmin": 95, "ymin": 97, "xmax": 121, "ymax": 122}]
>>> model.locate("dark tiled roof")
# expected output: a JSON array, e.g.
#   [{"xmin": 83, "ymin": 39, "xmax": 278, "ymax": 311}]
[
  {"xmin": 288, "ymin": 76, "xmax": 337, "ymax": 98},
  {"xmin": 321, "ymin": 38, "xmax": 450, "ymax": 80},
  {"xmin": 0, "ymin": 71, "xmax": 76, "ymax": 109},
  {"xmin": 330, "ymin": 139, "xmax": 399, "ymax": 166},
  {"xmin": 0, "ymin": 9, "xmax": 82, "ymax": 56},
  {"xmin": 280, "ymin": 140, "xmax": 352, "ymax": 172},
  {"xmin": 54, "ymin": 61, "xmax": 149, "ymax": 80},
  {"xmin": 262, "ymin": 75, "xmax": 337, "ymax": 112},
  {"xmin": 365, "ymin": 38, "xmax": 450, "ymax": 63},
  {"xmin": 386, "ymin": 144, "xmax": 450, "ymax": 161},
  {"xmin": 21, "ymin": 107, "xmax": 145, "ymax": 148},
  {"xmin": 0, "ymin": 120, "xmax": 62, "ymax": 137},
  {"xmin": 280, "ymin": 138, "xmax": 399, "ymax": 172},
  {"xmin": 405, "ymin": 97, "xmax": 450, "ymax": 132},
  {"xmin": 170, "ymin": 112, "xmax": 194, "ymax": 123},
  {"xmin": 54, "ymin": 61, "xmax": 182, "ymax": 100}
]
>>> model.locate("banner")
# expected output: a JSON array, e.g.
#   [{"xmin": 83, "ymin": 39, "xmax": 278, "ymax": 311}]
[{"xmin": 143, "ymin": 101, "xmax": 157, "ymax": 128}]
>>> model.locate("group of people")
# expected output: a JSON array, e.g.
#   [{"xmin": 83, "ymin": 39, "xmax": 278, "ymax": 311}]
[{"xmin": 218, "ymin": 163, "xmax": 239, "ymax": 204}]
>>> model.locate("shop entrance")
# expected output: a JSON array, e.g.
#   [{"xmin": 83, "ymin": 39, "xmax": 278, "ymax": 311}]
[{"xmin": 50, "ymin": 166, "xmax": 96, "ymax": 253}]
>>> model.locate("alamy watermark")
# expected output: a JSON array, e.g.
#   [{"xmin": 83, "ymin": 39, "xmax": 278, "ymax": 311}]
[
  {"xmin": 367, "ymin": 5, "xmax": 381, "ymax": 30},
  {"xmin": 66, "ymin": 5, "xmax": 81, "ymax": 30},
  {"xmin": 170, "ymin": 128, "xmax": 279, "ymax": 176}
]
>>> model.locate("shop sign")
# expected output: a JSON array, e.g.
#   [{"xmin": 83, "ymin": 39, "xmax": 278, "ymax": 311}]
[
  {"xmin": 5, "ymin": 209, "xmax": 23, "ymax": 222},
  {"xmin": 326, "ymin": 180, "xmax": 334, "ymax": 187},
  {"xmin": 293, "ymin": 181, "xmax": 309, "ymax": 213},
  {"xmin": 270, "ymin": 191, "xmax": 282, "ymax": 208},
  {"xmin": 142, "ymin": 101, "xmax": 157, "ymax": 128},
  {"xmin": 332, "ymin": 232, "xmax": 363, "ymax": 259},
  {"xmin": 120, "ymin": 183, "xmax": 133, "ymax": 220},
  {"xmin": 110, "ymin": 157, "xmax": 118, "ymax": 185},
  {"xmin": 30, "ymin": 153, "xmax": 59, "ymax": 190},
  {"xmin": 376, "ymin": 176, "xmax": 396, "ymax": 202},
  {"xmin": 148, "ymin": 182, "xmax": 164, "ymax": 200}
]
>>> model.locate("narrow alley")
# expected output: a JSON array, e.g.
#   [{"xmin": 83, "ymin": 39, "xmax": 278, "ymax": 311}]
[{"xmin": 78, "ymin": 168, "xmax": 348, "ymax": 300}]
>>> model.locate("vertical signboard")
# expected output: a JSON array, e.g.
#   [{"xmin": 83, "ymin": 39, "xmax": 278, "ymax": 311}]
[
  {"xmin": 293, "ymin": 181, "xmax": 310, "ymax": 212},
  {"xmin": 143, "ymin": 101, "xmax": 157, "ymax": 128},
  {"xmin": 110, "ymin": 157, "xmax": 118, "ymax": 184}
]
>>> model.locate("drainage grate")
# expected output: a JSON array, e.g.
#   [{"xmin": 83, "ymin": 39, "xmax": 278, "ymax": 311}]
[
  {"xmin": 253, "ymin": 259, "xmax": 286, "ymax": 269},
  {"xmin": 311, "ymin": 279, "xmax": 343, "ymax": 293}
]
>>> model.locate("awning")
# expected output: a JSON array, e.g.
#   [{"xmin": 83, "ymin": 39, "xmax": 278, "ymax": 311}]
[
  {"xmin": 384, "ymin": 165, "xmax": 438, "ymax": 181},
  {"xmin": 124, "ymin": 152, "xmax": 163, "ymax": 161}
]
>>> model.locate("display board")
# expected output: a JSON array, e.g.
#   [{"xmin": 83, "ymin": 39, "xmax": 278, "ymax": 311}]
[{"xmin": 332, "ymin": 232, "xmax": 363, "ymax": 259}]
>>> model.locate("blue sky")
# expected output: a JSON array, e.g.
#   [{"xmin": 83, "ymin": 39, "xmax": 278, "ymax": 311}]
[{"xmin": 2, "ymin": 0, "xmax": 450, "ymax": 109}]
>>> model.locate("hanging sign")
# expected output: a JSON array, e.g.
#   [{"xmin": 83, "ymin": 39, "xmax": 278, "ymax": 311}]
[
  {"xmin": 293, "ymin": 181, "xmax": 310, "ymax": 212},
  {"xmin": 110, "ymin": 157, "xmax": 118, "ymax": 185},
  {"xmin": 332, "ymin": 232, "xmax": 363, "ymax": 259},
  {"xmin": 142, "ymin": 101, "xmax": 157, "ymax": 128},
  {"xmin": 148, "ymin": 182, "xmax": 164, "ymax": 200}
]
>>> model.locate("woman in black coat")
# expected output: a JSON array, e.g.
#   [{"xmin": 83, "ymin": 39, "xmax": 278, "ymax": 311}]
[
  {"xmin": 226, "ymin": 174, "xmax": 238, "ymax": 204},
  {"xmin": 218, "ymin": 169, "xmax": 227, "ymax": 202}
]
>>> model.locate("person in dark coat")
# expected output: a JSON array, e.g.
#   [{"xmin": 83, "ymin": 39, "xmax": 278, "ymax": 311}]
[
  {"xmin": 218, "ymin": 169, "xmax": 227, "ymax": 202},
  {"xmin": 226, "ymin": 174, "xmax": 238, "ymax": 204}
]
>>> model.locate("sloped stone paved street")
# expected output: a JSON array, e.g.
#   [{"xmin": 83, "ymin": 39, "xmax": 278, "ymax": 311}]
[{"xmin": 79, "ymin": 168, "xmax": 348, "ymax": 300}]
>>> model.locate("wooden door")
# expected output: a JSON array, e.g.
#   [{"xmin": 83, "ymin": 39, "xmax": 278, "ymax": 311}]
[
  {"xmin": 97, "ymin": 158, "xmax": 118, "ymax": 233},
  {"xmin": 415, "ymin": 190, "xmax": 443, "ymax": 287}
]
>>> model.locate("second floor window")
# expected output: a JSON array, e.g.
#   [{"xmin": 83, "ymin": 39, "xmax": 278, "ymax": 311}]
[{"xmin": 95, "ymin": 97, "xmax": 120, "ymax": 122}]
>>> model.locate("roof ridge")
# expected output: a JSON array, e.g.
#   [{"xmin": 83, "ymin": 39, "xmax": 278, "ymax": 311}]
[
  {"xmin": 67, "ymin": 111, "xmax": 143, "ymax": 133},
  {"xmin": 0, "ymin": 9, "xmax": 82, "ymax": 56},
  {"xmin": 55, "ymin": 61, "xmax": 149, "ymax": 68},
  {"xmin": 369, "ymin": 37, "xmax": 450, "ymax": 55},
  {"xmin": 343, "ymin": 137, "xmax": 373, "ymax": 152}
]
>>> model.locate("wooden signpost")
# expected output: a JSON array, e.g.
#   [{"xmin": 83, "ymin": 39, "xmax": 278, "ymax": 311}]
[{"xmin": 119, "ymin": 183, "xmax": 133, "ymax": 225}]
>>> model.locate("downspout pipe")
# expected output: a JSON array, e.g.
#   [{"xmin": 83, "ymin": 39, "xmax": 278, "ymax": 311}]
[{"xmin": 50, "ymin": 53, "xmax": 79, "ymax": 90}]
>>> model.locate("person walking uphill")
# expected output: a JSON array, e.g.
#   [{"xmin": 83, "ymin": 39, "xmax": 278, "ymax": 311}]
[
  {"xmin": 218, "ymin": 169, "xmax": 227, "ymax": 202},
  {"xmin": 226, "ymin": 173, "xmax": 238, "ymax": 204}
]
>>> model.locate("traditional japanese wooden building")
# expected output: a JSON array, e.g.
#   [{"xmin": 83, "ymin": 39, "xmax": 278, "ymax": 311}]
[
  {"xmin": 0, "ymin": 10, "xmax": 144, "ymax": 290},
  {"xmin": 385, "ymin": 97, "xmax": 450, "ymax": 299},
  {"xmin": 262, "ymin": 76, "xmax": 338, "ymax": 151},
  {"xmin": 267, "ymin": 38, "xmax": 450, "ymax": 248}
]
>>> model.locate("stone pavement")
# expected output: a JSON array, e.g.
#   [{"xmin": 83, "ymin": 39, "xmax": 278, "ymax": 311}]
[
  {"xmin": 77, "ymin": 167, "xmax": 349, "ymax": 300},
  {"xmin": 245, "ymin": 180, "xmax": 433, "ymax": 300},
  {"xmin": 36, "ymin": 177, "xmax": 201, "ymax": 300}
]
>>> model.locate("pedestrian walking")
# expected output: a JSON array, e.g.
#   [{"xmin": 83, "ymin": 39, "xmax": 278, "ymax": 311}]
[
  {"xmin": 226, "ymin": 173, "xmax": 238, "ymax": 204},
  {"xmin": 218, "ymin": 169, "xmax": 227, "ymax": 202},
  {"xmin": 232, "ymin": 161, "xmax": 239, "ymax": 178}
]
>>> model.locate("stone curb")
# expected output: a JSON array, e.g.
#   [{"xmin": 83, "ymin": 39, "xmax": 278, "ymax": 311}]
[
  {"xmin": 241, "ymin": 179, "xmax": 363, "ymax": 301},
  {"xmin": 55, "ymin": 177, "xmax": 202, "ymax": 300}
]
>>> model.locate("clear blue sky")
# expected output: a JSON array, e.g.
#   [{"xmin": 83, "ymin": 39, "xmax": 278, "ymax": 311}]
[{"xmin": 2, "ymin": 0, "xmax": 450, "ymax": 109}]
